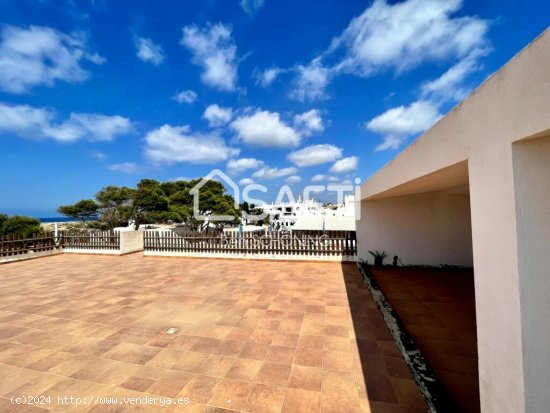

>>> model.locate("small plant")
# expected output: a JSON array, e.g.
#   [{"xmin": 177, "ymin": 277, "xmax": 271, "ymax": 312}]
[{"xmin": 369, "ymin": 250, "xmax": 387, "ymax": 266}]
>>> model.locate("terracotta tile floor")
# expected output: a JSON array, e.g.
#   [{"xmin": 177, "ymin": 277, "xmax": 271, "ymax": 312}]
[
  {"xmin": 0, "ymin": 254, "xmax": 427, "ymax": 412},
  {"xmin": 370, "ymin": 267, "xmax": 479, "ymax": 413}
]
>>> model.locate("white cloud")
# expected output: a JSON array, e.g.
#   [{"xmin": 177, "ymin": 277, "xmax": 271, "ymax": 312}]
[
  {"xmin": 63, "ymin": 113, "xmax": 133, "ymax": 141},
  {"xmin": 254, "ymin": 67, "xmax": 283, "ymax": 87},
  {"xmin": 285, "ymin": 175, "xmax": 302, "ymax": 184},
  {"xmin": 366, "ymin": 100, "xmax": 442, "ymax": 151},
  {"xmin": 0, "ymin": 25, "xmax": 105, "ymax": 94},
  {"xmin": 252, "ymin": 166, "xmax": 298, "ymax": 180},
  {"xmin": 311, "ymin": 174, "xmax": 338, "ymax": 183},
  {"xmin": 173, "ymin": 90, "xmax": 198, "ymax": 104},
  {"xmin": 0, "ymin": 103, "xmax": 54, "ymax": 137},
  {"xmin": 288, "ymin": 144, "xmax": 342, "ymax": 167},
  {"xmin": 230, "ymin": 108, "xmax": 323, "ymax": 148},
  {"xmin": 90, "ymin": 150, "xmax": 107, "ymax": 160},
  {"xmin": 339, "ymin": 0, "xmax": 491, "ymax": 153},
  {"xmin": 109, "ymin": 162, "xmax": 138, "ymax": 174},
  {"xmin": 374, "ymin": 135, "xmax": 408, "ymax": 151},
  {"xmin": 0, "ymin": 102, "xmax": 132, "ymax": 142},
  {"xmin": 171, "ymin": 176, "xmax": 193, "ymax": 182},
  {"xmin": 330, "ymin": 156, "xmax": 359, "ymax": 173},
  {"xmin": 180, "ymin": 23, "xmax": 238, "ymax": 92},
  {"xmin": 288, "ymin": 0, "xmax": 489, "ymax": 101},
  {"xmin": 144, "ymin": 124, "xmax": 239, "ymax": 165},
  {"xmin": 363, "ymin": 35, "xmax": 488, "ymax": 152},
  {"xmin": 328, "ymin": 0, "xmax": 489, "ymax": 75},
  {"xmin": 203, "ymin": 104, "xmax": 233, "ymax": 127},
  {"xmin": 238, "ymin": 177, "xmax": 255, "ymax": 185},
  {"xmin": 420, "ymin": 50, "xmax": 485, "ymax": 103},
  {"xmin": 227, "ymin": 157, "xmax": 263, "ymax": 174},
  {"xmin": 367, "ymin": 100, "xmax": 441, "ymax": 136},
  {"xmin": 290, "ymin": 58, "xmax": 331, "ymax": 102},
  {"xmin": 231, "ymin": 110, "xmax": 300, "ymax": 148},
  {"xmin": 135, "ymin": 36, "xmax": 165, "ymax": 65},
  {"xmin": 293, "ymin": 109, "xmax": 324, "ymax": 136},
  {"xmin": 240, "ymin": 0, "xmax": 265, "ymax": 15}
]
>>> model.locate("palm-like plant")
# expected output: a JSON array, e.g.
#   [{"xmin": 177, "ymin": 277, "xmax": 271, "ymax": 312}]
[{"xmin": 369, "ymin": 250, "xmax": 387, "ymax": 266}]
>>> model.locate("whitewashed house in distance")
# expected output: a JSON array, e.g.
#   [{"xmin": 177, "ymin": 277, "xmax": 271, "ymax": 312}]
[{"xmin": 259, "ymin": 195, "xmax": 356, "ymax": 230}]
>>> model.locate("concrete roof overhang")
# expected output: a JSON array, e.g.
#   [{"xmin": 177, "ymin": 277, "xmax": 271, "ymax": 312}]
[{"xmin": 363, "ymin": 160, "xmax": 469, "ymax": 201}]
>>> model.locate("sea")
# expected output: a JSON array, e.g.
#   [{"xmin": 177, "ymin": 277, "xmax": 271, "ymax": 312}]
[{"xmin": 38, "ymin": 218, "xmax": 79, "ymax": 223}]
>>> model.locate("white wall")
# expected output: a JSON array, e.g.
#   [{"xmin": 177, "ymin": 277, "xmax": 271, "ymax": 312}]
[
  {"xmin": 144, "ymin": 250, "xmax": 355, "ymax": 262},
  {"xmin": 120, "ymin": 230, "xmax": 144, "ymax": 253},
  {"xmin": 512, "ymin": 136, "xmax": 550, "ymax": 412},
  {"xmin": 357, "ymin": 189, "xmax": 473, "ymax": 266}
]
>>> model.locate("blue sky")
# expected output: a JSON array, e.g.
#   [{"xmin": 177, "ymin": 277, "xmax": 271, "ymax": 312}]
[{"xmin": 0, "ymin": 0, "xmax": 548, "ymax": 217}]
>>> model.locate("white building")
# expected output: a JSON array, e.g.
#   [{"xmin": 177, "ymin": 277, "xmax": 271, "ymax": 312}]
[{"xmin": 259, "ymin": 195, "xmax": 356, "ymax": 230}]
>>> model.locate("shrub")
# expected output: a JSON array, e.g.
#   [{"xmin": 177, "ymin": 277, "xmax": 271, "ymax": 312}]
[{"xmin": 0, "ymin": 215, "xmax": 42, "ymax": 237}]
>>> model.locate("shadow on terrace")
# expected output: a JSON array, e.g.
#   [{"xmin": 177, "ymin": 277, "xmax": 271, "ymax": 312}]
[{"xmin": 341, "ymin": 263, "xmax": 428, "ymax": 412}]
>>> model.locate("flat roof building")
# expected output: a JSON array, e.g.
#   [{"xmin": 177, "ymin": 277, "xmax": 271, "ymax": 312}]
[{"xmin": 357, "ymin": 28, "xmax": 550, "ymax": 413}]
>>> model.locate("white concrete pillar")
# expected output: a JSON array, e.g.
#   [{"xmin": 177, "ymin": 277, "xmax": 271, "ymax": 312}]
[
  {"xmin": 469, "ymin": 144, "xmax": 525, "ymax": 413},
  {"xmin": 119, "ymin": 230, "xmax": 144, "ymax": 254},
  {"xmin": 511, "ymin": 136, "xmax": 550, "ymax": 412}
]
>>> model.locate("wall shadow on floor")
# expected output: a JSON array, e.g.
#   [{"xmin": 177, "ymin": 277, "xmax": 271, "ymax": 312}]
[{"xmin": 340, "ymin": 262, "xmax": 429, "ymax": 412}]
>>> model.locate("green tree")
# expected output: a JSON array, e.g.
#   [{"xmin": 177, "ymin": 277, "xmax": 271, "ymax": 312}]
[
  {"xmin": 169, "ymin": 188, "xmax": 194, "ymax": 207},
  {"xmin": 0, "ymin": 213, "xmax": 7, "ymax": 233},
  {"xmin": 192, "ymin": 180, "xmax": 240, "ymax": 231},
  {"xmin": 54, "ymin": 177, "xmax": 242, "ymax": 232},
  {"xmin": 239, "ymin": 201, "xmax": 250, "ymax": 213},
  {"xmin": 239, "ymin": 201, "xmax": 261, "ymax": 225},
  {"xmin": 58, "ymin": 199, "xmax": 99, "ymax": 224},
  {"xmin": 168, "ymin": 204, "xmax": 194, "ymax": 225},
  {"xmin": 95, "ymin": 186, "xmax": 135, "ymax": 229},
  {"xmin": 160, "ymin": 180, "xmax": 189, "ymax": 198},
  {"xmin": 249, "ymin": 207, "xmax": 265, "ymax": 225},
  {"xmin": 0, "ymin": 215, "xmax": 42, "ymax": 237},
  {"xmin": 212, "ymin": 195, "xmax": 240, "ymax": 229},
  {"xmin": 165, "ymin": 186, "xmax": 194, "ymax": 224},
  {"xmin": 131, "ymin": 179, "xmax": 168, "ymax": 229}
]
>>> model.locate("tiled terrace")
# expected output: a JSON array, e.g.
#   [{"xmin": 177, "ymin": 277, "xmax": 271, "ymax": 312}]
[
  {"xmin": 0, "ymin": 255, "xmax": 427, "ymax": 412},
  {"xmin": 370, "ymin": 267, "xmax": 478, "ymax": 412}
]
